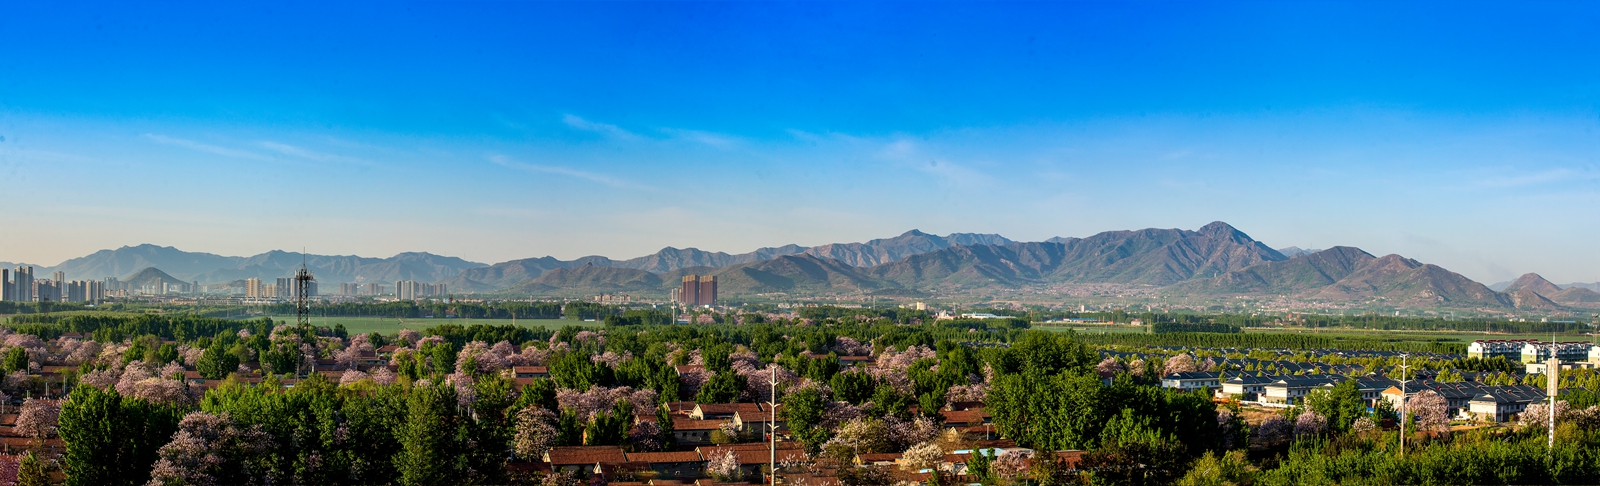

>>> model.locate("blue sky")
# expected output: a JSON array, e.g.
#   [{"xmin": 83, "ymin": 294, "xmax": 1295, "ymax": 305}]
[{"xmin": 2, "ymin": 1, "xmax": 1598, "ymax": 284}]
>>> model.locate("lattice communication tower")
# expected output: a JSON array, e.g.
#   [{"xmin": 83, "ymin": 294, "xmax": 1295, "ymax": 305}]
[{"xmin": 295, "ymin": 254, "xmax": 315, "ymax": 329}]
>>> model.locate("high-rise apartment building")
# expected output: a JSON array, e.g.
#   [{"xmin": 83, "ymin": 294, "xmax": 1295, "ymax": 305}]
[
  {"xmin": 2, "ymin": 268, "xmax": 10, "ymax": 302},
  {"xmin": 12, "ymin": 266, "xmax": 33, "ymax": 302},
  {"xmin": 34, "ymin": 280, "xmax": 61, "ymax": 302},
  {"xmin": 245, "ymin": 278, "xmax": 264, "ymax": 298},
  {"xmin": 394, "ymin": 280, "xmax": 445, "ymax": 300},
  {"xmin": 676, "ymin": 275, "xmax": 717, "ymax": 307}
]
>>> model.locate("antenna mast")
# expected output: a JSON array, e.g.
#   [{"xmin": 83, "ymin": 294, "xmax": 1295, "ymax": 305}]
[{"xmin": 295, "ymin": 249, "xmax": 314, "ymax": 330}]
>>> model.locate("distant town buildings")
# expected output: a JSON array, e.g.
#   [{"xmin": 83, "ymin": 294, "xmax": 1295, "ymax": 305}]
[
  {"xmin": 0, "ymin": 267, "xmax": 104, "ymax": 303},
  {"xmin": 672, "ymin": 275, "xmax": 717, "ymax": 307},
  {"xmin": 245, "ymin": 278, "xmax": 265, "ymax": 298},
  {"xmin": 591, "ymin": 294, "xmax": 633, "ymax": 304},
  {"xmin": 275, "ymin": 277, "xmax": 317, "ymax": 299},
  {"xmin": 7, "ymin": 266, "xmax": 34, "ymax": 302},
  {"xmin": 1469, "ymin": 339, "xmax": 1593, "ymax": 363},
  {"xmin": 395, "ymin": 280, "xmax": 446, "ymax": 300},
  {"xmin": 340, "ymin": 282, "xmax": 387, "ymax": 296}
]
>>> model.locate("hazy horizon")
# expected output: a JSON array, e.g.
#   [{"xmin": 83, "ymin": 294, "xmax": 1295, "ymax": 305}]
[{"xmin": 4, "ymin": 2, "xmax": 1599, "ymax": 284}]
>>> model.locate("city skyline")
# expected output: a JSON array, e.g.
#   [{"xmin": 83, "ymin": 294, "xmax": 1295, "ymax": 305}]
[{"xmin": 3, "ymin": 2, "xmax": 1600, "ymax": 284}]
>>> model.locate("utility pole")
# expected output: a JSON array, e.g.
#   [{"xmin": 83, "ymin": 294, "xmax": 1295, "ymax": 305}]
[
  {"xmin": 768, "ymin": 362, "xmax": 779, "ymax": 486},
  {"xmin": 1397, "ymin": 353, "xmax": 1410, "ymax": 457},
  {"xmin": 1548, "ymin": 330, "xmax": 1558, "ymax": 455}
]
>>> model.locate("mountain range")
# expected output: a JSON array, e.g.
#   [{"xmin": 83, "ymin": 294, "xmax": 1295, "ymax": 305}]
[
  {"xmin": 6, "ymin": 223, "xmax": 1596, "ymax": 313},
  {"xmin": 3, "ymin": 245, "xmax": 486, "ymax": 285}
]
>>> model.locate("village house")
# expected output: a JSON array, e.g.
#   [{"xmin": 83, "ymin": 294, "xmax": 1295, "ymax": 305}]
[
  {"xmin": 623, "ymin": 451, "xmax": 705, "ymax": 479},
  {"xmin": 543, "ymin": 446, "xmax": 628, "ymax": 476},
  {"xmin": 667, "ymin": 417, "xmax": 725, "ymax": 446},
  {"xmin": 1160, "ymin": 371, "xmax": 1221, "ymax": 391},
  {"xmin": 690, "ymin": 402, "xmax": 767, "ymax": 420},
  {"xmin": 1467, "ymin": 386, "xmax": 1546, "ymax": 423},
  {"xmin": 1218, "ymin": 374, "xmax": 1272, "ymax": 401}
]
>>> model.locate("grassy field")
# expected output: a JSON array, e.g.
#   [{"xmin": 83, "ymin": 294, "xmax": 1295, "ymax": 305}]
[{"xmin": 253, "ymin": 315, "xmax": 598, "ymax": 336}]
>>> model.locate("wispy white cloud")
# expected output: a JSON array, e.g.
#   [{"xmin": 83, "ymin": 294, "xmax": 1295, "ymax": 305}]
[
  {"xmin": 258, "ymin": 141, "xmax": 374, "ymax": 167},
  {"xmin": 661, "ymin": 128, "xmax": 739, "ymax": 149},
  {"xmin": 144, "ymin": 134, "xmax": 271, "ymax": 161},
  {"xmin": 1471, "ymin": 168, "xmax": 1596, "ymax": 188},
  {"xmin": 488, "ymin": 155, "xmax": 654, "ymax": 190},
  {"xmin": 562, "ymin": 114, "xmax": 638, "ymax": 140},
  {"xmin": 875, "ymin": 139, "xmax": 994, "ymax": 186}
]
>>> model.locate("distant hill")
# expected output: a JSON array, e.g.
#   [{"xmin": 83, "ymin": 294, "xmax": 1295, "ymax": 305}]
[
  {"xmin": 1561, "ymin": 282, "xmax": 1600, "ymax": 292},
  {"xmin": 445, "ymin": 230, "xmax": 1013, "ymax": 291},
  {"xmin": 1277, "ymin": 246, "xmax": 1323, "ymax": 258},
  {"xmin": 712, "ymin": 254, "xmax": 889, "ymax": 294},
  {"xmin": 121, "ymin": 267, "xmax": 190, "ymax": 288},
  {"xmin": 1169, "ymin": 246, "xmax": 1376, "ymax": 296},
  {"xmin": 1174, "ymin": 249, "xmax": 1541, "ymax": 310},
  {"xmin": 1503, "ymin": 273, "xmax": 1564, "ymax": 295},
  {"xmin": 446, "ymin": 257, "xmax": 578, "ymax": 292},
  {"xmin": 1499, "ymin": 273, "xmax": 1600, "ymax": 307},
  {"xmin": 53, "ymin": 245, "xmax": 243, "ymax": 282},
  {"xmin": 871, "ymin": 221, "xmax": 1287, "ymax": 288},
  {"xmin": 799, "ymin": 230, "xmax": 1014, "ymax": 267},
  {"xmin": 503, "ymin": 264, "xmax": 663, "ymax": 296}
]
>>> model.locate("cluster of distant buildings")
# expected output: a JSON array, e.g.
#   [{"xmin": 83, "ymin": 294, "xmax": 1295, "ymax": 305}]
[
  {"xmin": 237, "ymin": 277, "xmax": 447, "ymax": 302},
  {"xmin": 2, "ymin": 266, "xmax": 108, "ymax": 303},
  {"xmin": 242, "ymin": 277, "xmax": 319, "ymax": 301},
  {"xmin": 670, "ymin": 275, "xmax": 717, "ymax": 307},
  {"xmin": 1155, "ymin": 339, "xmax": 1600, "ymax": 424},
  {"xmin": 1467, "ymin": 339, "xmax": 1600, "ymax": 371}
]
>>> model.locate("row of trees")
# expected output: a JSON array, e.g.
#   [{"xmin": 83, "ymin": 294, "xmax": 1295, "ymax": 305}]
[
  {"xmin": 1077, "ymin": 331, "xmax": 1467, "ymax": 355},
  {"xmin": 251, "ymin": 301, "xmax": 567, "ymax": 320},
  {"xmin": 1150, "ymin": 322, "xmax": 1241, "ymax": 334}
]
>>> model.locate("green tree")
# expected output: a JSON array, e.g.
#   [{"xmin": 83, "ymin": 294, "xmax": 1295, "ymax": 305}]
[
  {"xmin": 395, "ymin": 382, "xmax": 465, "ymax": 486},
  {"xmin": 466, "ymin": 375, "xmax": 516, "ymax": 483},
  {"xmin": 695, "ymin": 372, "xmax": 744, "ymax": 404},
  {"xmin": 3, "ymin": 347, "xmax": 27, "ymax": 373},
  {"xmin": 155, "ymin": 343, "xmax": 180, "ymax": 365},
  {"xmin": 829, "ymin": 370, "xmax": 876, "ymax": 405},
  {"xmin": 17, "ymin": 451, "xmax": 48, "ymax": 486},
  {"xmin": 1303, "ymin": 380, "xmax": 1366, "ymax": 433},
  {"xmin": 782, "ymin": 386, "xmax": 831, "ymax": 452},
  {"xmin": 59, "ymin": 385, "xmax": 184, "ymax": 486},
  {"xmin": 196, "ymin": 343, "xmax": 241, "ymax": 380},
  {"xmin": 995, "ymin": 331, "xmax": 1097, "ymax": 376},
  {"xmin": 515, "ymin": 379, "xmax": 559, "ymax": 412},
  {"xmin": 869, "ymin": 384, "xmax": 911, "ymax": 419}
]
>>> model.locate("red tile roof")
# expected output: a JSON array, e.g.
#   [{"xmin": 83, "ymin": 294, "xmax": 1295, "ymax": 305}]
[
  {"xmin": 546, "ymin": 446, "xmax": 627, "ymax": 465},
  {"xmin": 670, "ymin": 418, "xmax": 727, "ymax": 431},
  {"xmin": 624, "ymin": 451, "xmax": 704, "ymax": 463}
]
